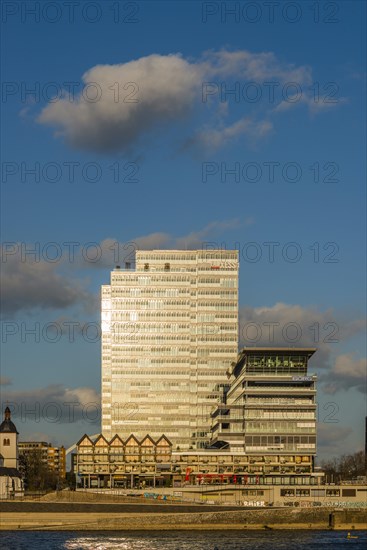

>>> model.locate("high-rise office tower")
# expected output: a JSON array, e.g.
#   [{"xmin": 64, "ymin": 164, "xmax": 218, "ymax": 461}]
[{"xmin": 101, "ymin": 249, "xmax": 239, "ymax": 449}]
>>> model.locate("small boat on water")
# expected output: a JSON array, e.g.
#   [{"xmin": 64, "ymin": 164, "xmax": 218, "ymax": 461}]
[{"xmin": 347, "ymin": 532, "xmax": 359, "ymax": 539}]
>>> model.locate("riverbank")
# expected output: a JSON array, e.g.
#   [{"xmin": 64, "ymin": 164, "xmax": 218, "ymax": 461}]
[{"xmin": 0, "ymin": 504, "xmax": 366, "ymax": 531}]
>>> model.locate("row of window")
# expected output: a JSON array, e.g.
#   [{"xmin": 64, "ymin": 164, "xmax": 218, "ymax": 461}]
[
  {"xmin": 245, "ymin": 435, "xmax": 316, "ymax": 446},
  {"xmin": 108, "ymin": 346, "xmax": 235, "ymax": 354},
  {"xmin": 246, "ymin": 355, "xmax": 308, "ymax": 367},
  {"xmin": 110, "ymin": 336, "xmax": 237, "ymax": 343},
  {"xmin": 197, "ymin": 291, "xmax": 237, "ymax": 297},
  {"xmin": 110, "ymin": 314, "xmax": 237, "ymax": 323},
  {"xmin": 110, "ymin": 367, "xmax": 225, "ymax": 376},
  {"xmin": 246, "ymin": 422, "xmax": 316, "ymax": 432},
  {"xmin": 111, "ymin": 312, "xmax": 192, "ymax": 319},
  {"xmin": 111, "ymin": 289, "xmax": 238, "ymax": 297},
  {"xmin": 244, "ymin": 411, "xmax": 315, "ymax": 420},
  {"xmin": 246, "ymin": 398, "xmax": 313, "ymax": 404}
]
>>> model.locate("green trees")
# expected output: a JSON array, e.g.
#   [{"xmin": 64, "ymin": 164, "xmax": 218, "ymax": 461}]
[{"xmin": 18, "ymin": 449, "xmax": 59, "ymax": 491}]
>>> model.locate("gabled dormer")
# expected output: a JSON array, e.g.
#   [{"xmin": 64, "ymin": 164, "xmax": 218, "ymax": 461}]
[
  {"xmin": 156, "ymin": 435, "xmax": 172, "ymax": 462},
  {"xmin": 76, "ymin": 434, "xmax": 94, "ymax": 449},
  {"xmin": 94, "ymin": 434, "xmax": 109, "ymax": 457},
  {"xmin": 140, "ymin": 435, "xmax": 156, "ymax": 459},
  {"xmin": 124, "ymin": 434, "xmax": 140, "ymax": 462},
  {"xmin": 109, "ymin": 434, "xmax": 124, "ymax": 447}
]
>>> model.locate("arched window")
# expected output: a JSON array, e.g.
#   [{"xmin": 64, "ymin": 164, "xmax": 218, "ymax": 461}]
[{"xmin": 3, "ymin": 438, "xmax": 10, "ymax": 446}]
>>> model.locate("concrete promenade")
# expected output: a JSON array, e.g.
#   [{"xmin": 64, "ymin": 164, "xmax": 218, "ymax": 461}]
[{"xmin": 0, "ymin": 500, "xmax": 366, "ymax": 531}]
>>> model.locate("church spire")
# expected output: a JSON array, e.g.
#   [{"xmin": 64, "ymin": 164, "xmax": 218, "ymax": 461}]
[{"xmin": 0, "ymin": 406, "xmax": 18, "ymax": 434}]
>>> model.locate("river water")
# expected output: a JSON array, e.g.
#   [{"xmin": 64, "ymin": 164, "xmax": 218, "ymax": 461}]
[{"xmin": 0, "ymin": 530, "xmax": 366, "ymax": 549}]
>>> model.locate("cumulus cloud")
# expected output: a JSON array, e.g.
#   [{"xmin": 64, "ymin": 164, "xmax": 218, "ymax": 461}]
[
  {"xmin": 317, "ymin": 423, "xmax": 353, "ymax": 456},
  {"xmin": 201, "ymin": 50, "xmax": 312, "ymax": 83},
  {"xmin": 173, "ymin": 219, "xmax": 243, "ymax": 249},
  {"xmin": 78, "ymin": 219, "xmax": 246, "ymax": 269},
  {"xmin": 37, "ymin": 50, "xmax": 324, "ymax": 154},
  {"xmin": 239, "ymin": 302, "xmax": 366, "ymax": 373},
  {"xmin": 1, "ymin": 384, "xmax": 101, "ymax": 425},
  {"xmin": 0, "ymin": 244, "xmax": 97, "ymax": 316},
  {"xmin": 0, "ymin": 222, "xmax": 245, "ymax": 314},
  {"xmin": 274, "ymin": 93, "xmax": 348, "ymax": 115},
  {"xmin": 38, "ymin": 54, "xmax": 201, "ymax": 154},
  {"xmin": 186, "ymin": 118, "xmax": 273, "ymax": 151},
  {"xmin": 321, "ymin": 354, "xmax": 366, "ymax": 395}
]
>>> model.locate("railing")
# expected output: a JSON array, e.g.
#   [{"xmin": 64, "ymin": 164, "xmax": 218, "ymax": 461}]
[{"xmin": 245, "ymin": 386, "xmax": 316, "ymax": 392}]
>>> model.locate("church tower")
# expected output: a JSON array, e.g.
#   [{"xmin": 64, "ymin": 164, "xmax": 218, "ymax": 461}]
[{"xmin": 0, "ymin": 407, "xmax": 19, "ymax": 468}]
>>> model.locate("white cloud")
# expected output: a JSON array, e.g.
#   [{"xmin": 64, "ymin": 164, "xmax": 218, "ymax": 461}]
[
  {"xmin": 321, "ymin": 354, "xmax": 366, "ymax": 394},
  {"xmin": 38, "ymin": 54, "xmax": 201, "ymax": 154},
  {"xmin": 274, "ymin": 93, "xmax": 348, "ymax": 115},
  {"xmin": 76, "ymin": 220, "xmax": 246, "ymax": 269},
  {"xmin": 191, "ymin": 118, "xmax": 273, "ymax": 150},
  {"xmin": 317, "ymin": 423, "xmax": 354, "ymax": 457},
  {"xmin": 239, "ymin": 302, "xmax": 366, "ymax": 374},
  {"xmin": 1, "ymin": 384, "xmax": 100, "ymax": 425},
  {"xmin": 38, "ymin": 50, "xmax": 324, "ymax": 154},
  {"xmin": 201, "ymin": 49, "xmax": 312, "ymax": 83},
  {"xmin": 0, "ymin": 244, "xmax": 97, "ymax": 316},
  {"xmin": 0, "ymin": 222, "xmax": 245, "ymax": 314}
]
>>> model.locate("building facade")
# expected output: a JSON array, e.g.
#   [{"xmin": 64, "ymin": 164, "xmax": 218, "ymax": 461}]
[
  {"xmin": 73, "ymin": 433, "xmax": 320, "ymax": 490},
  {"xmin": 73, "ymin": 433, "xmax": 172, "ymax": 488},
  {"xmin": 0, "ymin": 407, "xmax": 24, "ymax": 499},
  {"xmin": 0, "ymin": 407, "xmax": 19, "ymax": 469},
  {"xmin": 18, "ymin": 442, "xmax": 66, "ymax": 478},
  {"xmin": 101, "ymin": 249, "xmax": 239, "ymax": 449},
  {"xmin": 71, "ymin": 430, "xmax": 366, "ymax": 507},
  {"xmin": 74, "ymin": 348, "xmax": 318, "ymax": 491},
  {"xmin": 211, "ymin": 347, "xmax": 317, "ymax": 463}
]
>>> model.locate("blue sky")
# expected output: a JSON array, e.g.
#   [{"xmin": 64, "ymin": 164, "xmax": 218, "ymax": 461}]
[{"xmin": 1, "ymin": 1, "xmax": 366, "ymax": 460}]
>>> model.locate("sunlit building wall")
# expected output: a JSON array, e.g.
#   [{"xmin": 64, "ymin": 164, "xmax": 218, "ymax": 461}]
[
  {"xmin": 211, "ymin": 347, "xmax": 317, "ymax": 462},
  {"xmin": 101, "ymin": 249, "xmax": 239, "ymax": 449}
]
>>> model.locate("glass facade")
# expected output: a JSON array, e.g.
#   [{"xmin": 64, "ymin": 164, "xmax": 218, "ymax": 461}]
[
  {"xmin": 211, "ymin": 348, "xmax": 317, "ymax": 459},
  {"xmin": 101, "ymin": 250, "xmax": 239, "ymax": 450}
]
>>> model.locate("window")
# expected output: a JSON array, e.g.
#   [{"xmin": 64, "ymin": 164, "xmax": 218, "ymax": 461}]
[
  {"xmin": 281, "ymin": 489, "xmax": 294, "ymax": 496},
  {"xmin": 326, "ymin": 489, "xmax": 340, "ymax": 497},
  {"xmin": 342, "ymin": 489, "xmax": 356, "ymax": 497},
  {"xmin": 3, "ymin": 438, "xmax": 10, "ymax": 446}
]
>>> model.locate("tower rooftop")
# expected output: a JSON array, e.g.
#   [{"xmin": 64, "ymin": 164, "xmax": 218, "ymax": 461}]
[{"xmin": 0, "ymin": 407, "xmax": 18, "ymax": 434}]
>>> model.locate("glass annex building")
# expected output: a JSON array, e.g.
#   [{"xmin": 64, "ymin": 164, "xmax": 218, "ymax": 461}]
[
  {"xmin": 101, "ymin": 249, "xmax": 239, "ymax": 449},
  {"xmin": 211, "ymin": 347, "xmax": 317, "ymax": 459}
]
